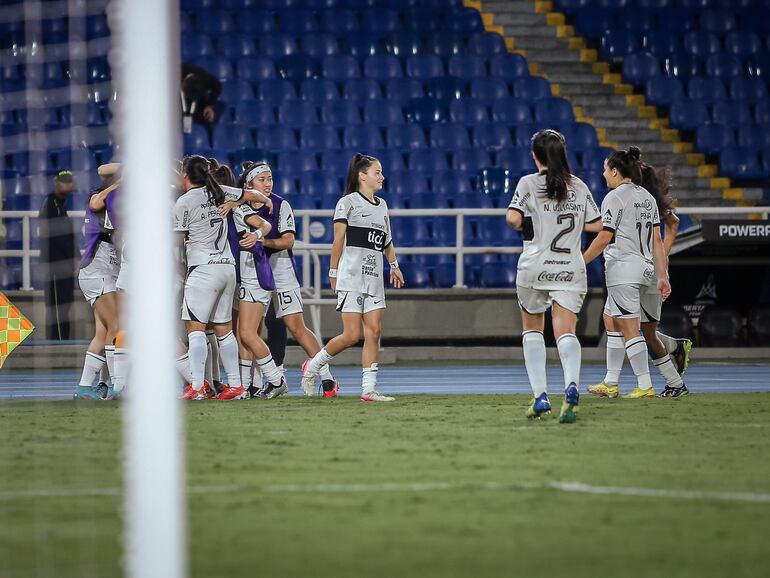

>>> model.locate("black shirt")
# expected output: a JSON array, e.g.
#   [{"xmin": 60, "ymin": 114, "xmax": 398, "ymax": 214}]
[
  {"xmin": 38, "ymin": 193, "xmax": 75, "ymax": 266},
  {"xmin": 181, "ymin": 63, "xmax": 222, "ymax": 123}
]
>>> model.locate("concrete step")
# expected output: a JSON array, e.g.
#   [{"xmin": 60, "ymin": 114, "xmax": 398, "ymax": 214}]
[
  {"xmin": 551, "ymin": 82, "xmax": 618, "ymax": 97},
  {"xmin": 580, "ymin": 105, "xmax": 635, "ymax": 119},
  {"xmin": 495, "ymin": 12, "xmax": 546, "ymax": 27},
  {"xmin": 596, "ymin": 118, "xmax": 657, "ymax": 130},
  {"xmin": 483, "ymin": 0, "xmax": 538, "ymax": 13},
  {"xmin": 500, "ymin": 25, "xmax": 558, "ymax": 39},
  {"xmin": 569, "ymin": 94, "xmax": 630, "ymax": 108},
  {"xmin": 510, "ymin": 36, "xmax": 565, "ymax": 50},
  {"xmin": 604, "ymin": 127, "xmax": 670, "ymax": 142},
  {"xmin": 519, "ymin": 50, "xmax": 583, "ymax": 64},
  {"xmin": 539, "ymin": 62, "xmax": 598, "ymax": 76},
  {"xmin": 545, "ymin": 72, "xmax": 605, "ymax": 85}
]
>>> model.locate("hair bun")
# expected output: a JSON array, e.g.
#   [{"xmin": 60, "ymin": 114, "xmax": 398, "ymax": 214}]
[{"xmin": 627, "ymin": 146, "xmax": 642, "ymax": 162}]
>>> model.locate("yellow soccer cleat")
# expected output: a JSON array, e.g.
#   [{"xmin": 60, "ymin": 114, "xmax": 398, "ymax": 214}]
[
  {"xmin": 623, "ymin": 386, "xmax": 656, "ymax": 399},
  {"xmin": 586, "ymin": 381, "xmax": 619, "ymax": 398}
]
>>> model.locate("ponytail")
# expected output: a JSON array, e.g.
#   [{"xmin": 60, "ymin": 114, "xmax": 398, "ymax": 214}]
[
  {"xmin": 531, "ymin": 129, "xmax": 572, "ymax": 203},
  {"xmin": 606, "ymin": 146, "xmax": 642, "ymax": 184},
  {"xmin": 344, "ymin": 152, "xmax": 378, "ymax": 196},
  {"xmin": 639, "ymin": 163, "xmax": 674, "ymax": 216},
  {"xmin": 182, "ymin": 155, "xmax": 225, "ymax": 206}
]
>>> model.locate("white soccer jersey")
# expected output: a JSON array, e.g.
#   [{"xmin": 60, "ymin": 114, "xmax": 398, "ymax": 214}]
[
  {"xmin": 333, "ymin": 192, "xmax": 392, "ymax": 298},
  {"xmin": 601, "ymin": 183, "xmax": 661, "ymax": 287},
  {"xmin": 508, "ymin": 172, "xmax": 601, "ymax": 291},
  {"xmin": 233, "ymin": 203, "xmax": 263, "ymax": 287},
  {"xmin": 173, "ymin": 185, "xmax": 242, "ymax": 267},
  {"xmin": 269, "ymin": 200, "xmax": 299, "ymax": 291}
]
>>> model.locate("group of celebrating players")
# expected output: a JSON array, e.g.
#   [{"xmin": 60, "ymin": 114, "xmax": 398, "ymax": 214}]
[{"xmin": 71, "ymin": 131, "xmax": 691, "ymax": 418}]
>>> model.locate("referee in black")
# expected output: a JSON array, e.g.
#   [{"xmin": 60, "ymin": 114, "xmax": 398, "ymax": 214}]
[{"xmin": 38, "ymin": 170, "xmax": 78, "ymax": 340}]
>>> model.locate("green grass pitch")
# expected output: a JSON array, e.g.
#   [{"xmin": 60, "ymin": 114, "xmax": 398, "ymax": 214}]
[{"xmin": 1, "ymin": 394, "xmax": 769, "ymax": 577}]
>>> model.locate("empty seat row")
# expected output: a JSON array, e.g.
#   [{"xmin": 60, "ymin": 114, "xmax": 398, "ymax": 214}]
[
  {"xmin": 644, "ymin": 75, "xmax": 768, "ymax": 106},
  {"xmin": 623, "ymin": 51, "xmax": 770, "ymax": 85},
  {"xmin": 669, "ymin": 100, "xmax": 770, "ymax": 130}
]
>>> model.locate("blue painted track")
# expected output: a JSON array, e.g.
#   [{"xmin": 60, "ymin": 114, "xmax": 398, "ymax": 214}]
[{"xmin": 0, "ymin": 363, "xmax": 768, "ymax": 400}]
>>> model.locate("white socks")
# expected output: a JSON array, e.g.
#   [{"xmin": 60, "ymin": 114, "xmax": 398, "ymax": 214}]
[
  {"xmin": 604, "ymin": 331, "xmax": 625, "ymax": 385},
  {"xmin": 206, "ymin": 330, "xmax": 221, "ymax": 381},
  {"xmin": 78, "ymin": 352, "xmax": 105, "ymax": 387},
  {"xmin": 625, "ymin": 336, "xmax": 653, "ymax": 390},
  {"xmin": 188, "ymin": 331, "xmax": 208, "ymax": 391},
  {"xmin": 112, "ymin": 348, "xmax": 128, "ymax": 393},
  {"xmin": 104, "ymin": 345, "xmax": 115, "ymax": 383},
  {"xmin": 256, "ymin": 355, "xmax": 283, "ymax": 386},
  {"xmin": 175, "ymin": 353, "xmax": 193, "ymax": 384},
  {"xmin": 362, "ymin": 363, "xmax": 378, "ymax": 394},
  {"xmin": 216, "ymin": 331, "xmax": 242, "ymax": 389},
  {"xmin": 319, "ymin": 364, "xmax": 334, "ymax": 382},
  {"xmin": 556, "ymin": 333, "xmax": 581, "ymax": 388},
  {"xmin": 656, "ymin": 331, "xmax": 678, "ymax": 355},
  {"xmin": 307, "ymin": 348, "xmax": 335, "ymax": 375},
  {"xmin": 522, "ymin": 330, "xmax": 547, "ymax": 397},
  {"xmin": 239, "ymin": 358, "xmax": 253, "ymax": 389},
  {"xmin": 653, "ymin": 354, "xmax": 684, "ymax": 387}
]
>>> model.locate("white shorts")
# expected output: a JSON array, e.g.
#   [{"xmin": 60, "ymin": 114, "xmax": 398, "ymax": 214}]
[
  {"xmin": 336, "ymin": 291, "xmax": 386, "ymax": 314},
  {"xmin": 115, "ymin": 261, "xmax": 128, "ymax": 292},
  {"xmin": 273, "ymin": 287, "xmax": 303, "ymax": 318},
  {"xmin": 234, "ymin": 281, "xmax": 271, "ymax": 314},
  {"xmin": 604, "ymin": 283, "xmax": 661, "ymax": 322},
  {"xmin": 182, "ymin": 264, "xmax": 236, "ymax": 324},
  {"xmin": 517, "ymin": 286, "xmax": 585, "ymax": 315},
  {"xmin": 78, "ymin": 242, "xmax": 120, "ymax": 306}
]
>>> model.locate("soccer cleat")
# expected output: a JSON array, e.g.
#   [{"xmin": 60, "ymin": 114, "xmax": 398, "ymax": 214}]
[
  {"xmin": 587, "ymin": 381, "xmax": 619, "ymax": 398},
  {"xmin": 525, "ymin": 393, "xmax": 551, "ymax": 419},
  {"xmin": 217, "ymin": 385, "xmax": 245, "ymax": 400},
  {"xmin": 321, "ymin": 379, "xmax": 339, "ymax": 398},
  {"xmin": 360, "ymin": 390, "xmax": 395, "ymax": 402},
  {"xmin": 657, "ymin": 383, "xmax": 689, "ymax": 398},
  {"xmin": 671, "ymin": 339, "xmax": 693, "ymax": 377},
  {"xmin": 247, "ymin": 384, "xmax": 263, "ymax": 399},
  {"xmin": 623, "ymin": 386, "xmax": 656, "ymax": 399},
  {"xmin": 180, "ymin": 381, "xmax": 213, "ymax": 400},
  {"xmin": 95, "ymin": 381, "xmax": 109, "ymax": 399},
  {"xmin": 73, "ymin": 385, "xmax": 104, "ymax": 400},
  {"xmin": 259, "ymin": 378, "xmax": 288, "ymax": 400},
  {"xmin": 212, "ymin": 380, "xmax": 226, "ymax": 396},
  {"xmin": 300, "ymin": 359, "xmax": 318, "ymax": 396},
  {"xmin": 559, "ymin": 383, "xmax": 579, "ymax": 424},
  {"xmin": 105, "ymin": 386, "xmax": 124, "ymax": 400}
]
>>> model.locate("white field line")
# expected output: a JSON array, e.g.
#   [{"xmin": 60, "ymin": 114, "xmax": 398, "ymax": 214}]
[{"xmin": 1, "ymin": 480, "xmax": 769, "ymax": 504}]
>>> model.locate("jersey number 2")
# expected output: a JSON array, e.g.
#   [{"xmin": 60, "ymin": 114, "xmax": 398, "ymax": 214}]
[{"xmin": 550, "ymin": 214, "xmax": 575, "ymax": 254}]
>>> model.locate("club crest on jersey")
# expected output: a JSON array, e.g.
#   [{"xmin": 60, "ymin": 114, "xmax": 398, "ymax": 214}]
[{"xmin": 537, "ymin": 270, "xmax": 574, "ymax": 282}]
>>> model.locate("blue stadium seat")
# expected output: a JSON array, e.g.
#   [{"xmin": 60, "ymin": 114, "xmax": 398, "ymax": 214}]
[
  {"xmin": 619, "ymin": 7, "xmax": 654, "ymax": 32},
  {"xmin": 373, "ymin": 149, "xmax": 406, "ymax": 172},
  {"xmin": 645, "ymin": 76, "xmax": 686, "ymax": 106},
  {"xmin": 480, "ymin": 262, "xmax": 516, "ymax": 288},
  {"xmin": 344, "ymin": 78, "xmax": 383, "ymax": 101},
  {"xmin": 623, "ymin": 52, "xmax": 660, "ymax": 85},
  {"xmin": 469, "ymin": 77, "xmax": 510, "ymax": 103},
  {"xmin": 197, "ymin": 10, "xmax": 235, "ymax": 35},
  {"xmin": 696, "ymin": 122, "xmax": 735, "ymax": 155},
  {"xmin": 472, "ymin": 124, "xmax": 513, "ymax": 149},
  {"xmin": 257, "ymin": 34, "xmax": 298, "ymax": 59},
  {"xmin": 385, "ymin": 77, "xmax": 423, "ymax": 101},
  {"xmin": 361, "ymin": 7, "xmax": 399, "ymax": 34},
  {"xmin": 448, "ymin": 54, "xmax": 487, "ymax": 80},
  {"xmin": 405, "ymin": 97, "xmax": 449, "ymax": 126},
  {"xmin": 424, "ymin": 76, "xmax": 467, "ymax": 100},
  {"xmin": 183, "ymin": 34, "xmax": 215, "ymax": 60},
  {"xmin": 256, "ymin": 126, "xmax": 298, "ymax": 151},
  {"xmin": 574, "ymin": 7, "xmax": 614, "ymax": 38},
  {"xmin": 687, "ymin": 76, "xmax": 727, "ymax": 103},
  {"xmin": 747, "ymin": 53, "xmax": 770, "ymax": 78},
  {"xmin": 699, "ymin": 8, "xmax": 736, "ymax": 35},
  {"xmin": 221, "ymin": 79, "xmax": 255, "ymax": 104},
  {"xmin": 432, "ymin": 169, "xmax": 473, "ymax": 196},
  {"xmin": 236, "ymin": 9, "xmax": 276, "ymax": 34},
  {"xmin": 322, "ymin": 55, "xmax": 360, "ymax": 81},
  {"xmin": 490, "ymin": 98, "xmax": 532, "ymax": 125},
  {"xmin": 85, "ymin": 14, "xmax": 110, "ymax": 39},
  {"xmin": 533, "ymin": 97, "xmax": 575, "ymax": 124},
  {"xmin": 719, "ymin": 146, "xmax": 766, "ymax": 180},
  {"xmin": 300, "ymin": 125, "xmax": 341, "ymax": 150},
  {"xmin": 712, "ymin": 102, "xmax": 752, "ymax": 126},
  {"xmin": 489, "ymin": 53, "xmax": 529, "ymax": 80},
  {"xmin": 477, "ymin": 168, "xmax": 513, "ymax": 203},
  {"xmin": 236, "ymin": 56, "xmax": 276, "ymax": 83},
  {"xmin": 496, "ymin": 147, "xmax": 533, "ymax": 175},
  {"xmin": 183, "ymin": 125, "xmax": 211, "ymax": 151},
  {"xmin": 363, "ymin": 55, "xmax": 403, "ymax": 80},
  {"xmin": 41, "ymin": 18, "xmax": 67, "ymax": 44},
  {"xmin": 431, "ymin": 124, "xmax": 471, "ymax": 149},
  {"xmin": 321, "ymin": 101, "xmax": 361, "ymax": 127},
  {"xmin": 446, "ymin": 6, "xmax": 484, "ymax": 34},
  {"xmin": 300, "ymin": 173, "xmax": 339, "ymax": 197},
  {"xmin": 725, "ymin": 32, "xmax": 762, "ymax": 58},
  {"xmin": 387, "ymin": 31, "xmax": 423, "ymax": 57},
  {"xmin": 762, "ymin": 148, "xmax": 770, "ymax": 175},
  {"xmin": 601, "ymin": 30, "xmax": 641, "ymax": 60},
  {"xmin": 669, "ymin": 101, "xmax": 710, "ymax": 131},
  {"xmin": 299, "ymin": 78, "xmax": 339, "ymax": 104},
  {"xmin": 663, "ymin": 52, "xmax": 701, "ymax": 79},
  {"xmin": 301, "ymin": 33, "xmax": 339, "ymax": 59},
  {"xmin": 737, "ymin": 124, "xmax": 770, "ymax": 149},
  {"xmin": 196, "ymin": 56, "xmax": 233, "ymax": 81},
  {"xmin": 452, "ymin": 149, "xmax": 492, "ymax": 173},
  {"xmin": 218, "ymin": 36, "xmax": 256, "ymax": 60},
  {"xmin": 404, "ymin": 7, "xmax": 439, "ymax": 32},
  {"xmin": 278, "ymin": 9, "xmax": 318, "ymax": 36},
  {"xmin": 276, "ymin": 151, "xmax": 318, "ymax": 173},
  {"xmin": 257, "ymin": 79, "xmax": 297, "ymax": 106},
  {"xmin": 363, "ymin": 100, "xmax": 403, "ymax": 126},
  {"xmin": 706, "ymin": 52, "xmax": 743, "ymax": 80},
  {"xmin": 344, "ymin": 37, "xmax": 384, "ymax": 59},
  {"xmin": 321, "ymin": 149, "xmax": 356, "ymax": 175},
  {"xmin": 276, "ymin": 54, "xmax": 319, "ymax": 83},
  {"xmin": 642, "ymin": 30, "xmax": 680, "ymax": 57},
  {"xmin": 405, "ymin": 55, "xmax": 444, "ymax": 79},
  {"xmin": 321, "ymin": 10, "xmax": 358, "ymax": 35},
  {"xmin": 409, "ymin": 149, "xmax": 449, "ymax": 172},
  {"xmin": 271, "ymin": 174, "xmax": 298, "ymax": 197},
  {"xmin": 579, "ymin": 171, "xmax": 608, "ymax": 203},
  {"xmin": 213, "ymin": 124, "xmax": 254, "ymax": 150},
  {"xmin": 235, "ymin": 101, "xmax": 276, "ymax": 126},
  {"xmin": 730, "ymin": 75, "xmax": 768, "ymax": 104},
  {"xmin": 386, "ymin": 171, "xmax": 429, "ymax": 195},
  {"xmin": 468, "ymin": 32, "xmax": 506, "ymax": 56},
  {"xmin": 343, "ymin": 126, "xmax": 385, "ymax": 149},
  {"xmin": 425, "ymin": 35, "xmax": 467, "ymax": 58},
  {"xmin": 512, "ymin": 76, "xmax": 551, "ymax": 100},
  {"xmin": 561, "ymin": 123, "xmax": 599, "ymax": 152},
  {"xmin": 580, "ymin": 147, "xmax": 615, "ymax": 173},
  {"xmin": 683, "ymin": 31, "xmax": 721, "ymax": 58},
  {"xmin": 387, "ymin": 125, "xmax": 427, "ymax": 150},
  {"xmin": 449, "ymin": 98, "xmax": 490, "ymax": 125},
  {"xmin": 277, "ymin": 101, "xmax": 319, "ymax": 127},
  {"xmin": 755, "ymin": 100, "xmax": 770, "ymax": 125}
]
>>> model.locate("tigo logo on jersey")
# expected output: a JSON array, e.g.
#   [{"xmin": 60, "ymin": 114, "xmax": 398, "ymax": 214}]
[{"xmin": 368, "ymin": 230, "xmax": 385, "ymax": 251}]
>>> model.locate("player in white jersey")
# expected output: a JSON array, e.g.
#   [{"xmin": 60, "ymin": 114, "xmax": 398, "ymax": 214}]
[
  {"xmin": 239, "ymin": 161, "xmax": 340, "ymax": 398},
  {"xmin": 588, "ymin": 157, "xmax": 690, "ymax": 399},
  {"xmin": 506, "ymin": 129, "xmax": 603, "ymax": 422},
  {"xmin": 583, "ymin": 147, "xmax": 671, "ymax": 399},
  {"xmin": 301, "ymin": 153, "xmax": 405, "ymax": 402},
  {"xmin": 173, "ymin": 155, "xmax": 256, "ymax": 400}
]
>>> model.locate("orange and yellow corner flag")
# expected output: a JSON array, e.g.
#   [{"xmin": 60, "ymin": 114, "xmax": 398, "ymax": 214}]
[{"xmin": 0, "ymin": 291, "xmax": 34, "ymax": 368}]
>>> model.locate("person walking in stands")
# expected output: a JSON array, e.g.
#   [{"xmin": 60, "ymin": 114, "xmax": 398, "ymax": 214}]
[
  {"xmin": 38, "ymin": 170, "xmax": 78, "ymax": 340},
  {"xmin": 301, "ymin": 153, "xmax": 405, "ymax": 402}
]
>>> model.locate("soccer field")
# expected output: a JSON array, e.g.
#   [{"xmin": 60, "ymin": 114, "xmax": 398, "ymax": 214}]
[{"xmin": 1, "ymin": 392, "xmax": 769, "ymax": 578}]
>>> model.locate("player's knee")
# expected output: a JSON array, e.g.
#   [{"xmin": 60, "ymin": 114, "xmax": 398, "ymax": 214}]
[
  {"xmin": 364, "ymin": 325, "xmax": 382, "ymax": 342},
  {"xmin": 341, "ymin": 330, "xmax": 361, "ymax": 346}
]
